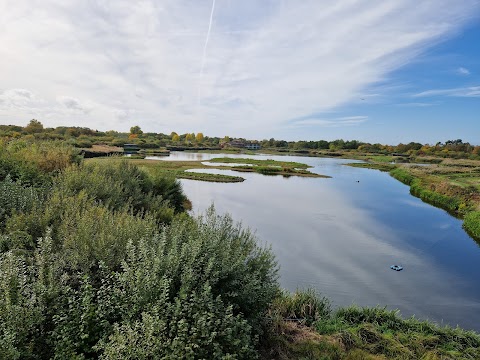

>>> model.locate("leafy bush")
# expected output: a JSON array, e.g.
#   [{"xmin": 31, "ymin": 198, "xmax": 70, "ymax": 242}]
[
  {"xmin": 0, "ymin": 139, "xmax": 80, "ymax": 185},
  {"xmin": 0, "ymin": 209, "xmax": 279, "ymax": 358},
  {"xmin": 56, "ymin": 160, "xmax": 187, "ymax": 218},
  {"xmin": 0, "ymin": 176, "xmax": 48, "ymax": 231}
]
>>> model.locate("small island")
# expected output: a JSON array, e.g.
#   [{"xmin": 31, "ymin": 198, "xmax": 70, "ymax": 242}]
[{"xmin": 89, "ymin": 156, "xmax": 329, "ymax": 183}]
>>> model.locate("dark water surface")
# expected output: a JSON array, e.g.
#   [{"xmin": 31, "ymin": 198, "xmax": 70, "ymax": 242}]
[{"xmin": 152, "ymin": 152, "xmax": 480, "ymax": 331}]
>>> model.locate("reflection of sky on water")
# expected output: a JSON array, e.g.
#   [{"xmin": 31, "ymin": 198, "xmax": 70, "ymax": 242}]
[{"xmin": 164, "ymin": 153, "xmax": 480, "ymax": 331}]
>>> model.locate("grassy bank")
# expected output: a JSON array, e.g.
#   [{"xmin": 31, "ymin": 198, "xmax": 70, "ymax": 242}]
[
  {"xmin": 262, "ymin": 290, "xmax": 480, "ymax": 360},
  {"xmin": 347, "ymin": 158, "xmax": 480, "ymax": 243}
]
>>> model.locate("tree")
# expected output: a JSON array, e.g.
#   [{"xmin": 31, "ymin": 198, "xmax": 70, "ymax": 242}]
[
  {"xmin": 25, "ymin": 119, "xmax": 44, "ymax": 134},
  {"xmin": 130, "ymin": 125, "xmax": 143, "ymax": 135},
  {"xmin": 185, "ymin": 133, "xmax": 195, "ymax": 142},
  {"xmin": 172, "ymin": 134, "xmax": 180, "ymax": 142},
  {"xmin": 196, "ymin": 132, "xmax": 204, "ymax": 143}
]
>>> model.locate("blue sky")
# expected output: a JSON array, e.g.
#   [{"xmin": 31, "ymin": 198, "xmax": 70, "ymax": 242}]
[{"xmin": 0, "ymin": 1, "xmax": 479, "ymax": 145}]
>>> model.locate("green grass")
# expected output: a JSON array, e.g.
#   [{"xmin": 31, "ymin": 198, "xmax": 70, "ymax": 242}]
[
  {"xmin": 209, "ymin": 157, "xmax": 311, "ymax": 169},
  {"xmin": 178, "ymin": 171, "xmax": 244, "ymax": 182},
  {"xmin": 463, "ymin": 211, "xmax": 480, "ymax": 240},
  {"xmin": 346, "ymin": 163, "xmax": 397, "ymax": 172},
  {"xmin": 263, "ymin": 293, "xmax": 480, "ymax": 360}
]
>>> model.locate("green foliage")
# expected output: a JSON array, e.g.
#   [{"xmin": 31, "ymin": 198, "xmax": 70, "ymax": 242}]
[
  {"xmin": 100, "ymin": 285, "xmax": 256, "ymax": 359},
  {"xmin": 409, "ymin": 179, "xmax": 460, "ymax": 214},
  {"xmin": 56, "ymin": 192, "xmax": 158, "ymax": 272},
  {"xmin": 56, "ymin": 160, "xmax": 187, "ymax": 217},
  {"xmin": 0, "ymin": 207, "xmax": 279, "ymax": 358},
  {"xmin": 0, "ymin": 139, "xmax": 81, "ymax": 185},
  {"xmin": 209, "ymin": 157, "xmax": 309, "ymax": 169},
  {"xmin": 178, "ymin": 171, "xmax": 245, "ymax": 183},
  {"xmin": 347, "ymin": 162, "xmax": 396, "ymax": 172},
  {"xmin": 390, "ymin": 167, "xmax": 415, "ymax": 185},
  {"xmin": 390, "ymin": 168, "xmax": 462, "ymax": 214},
  {"xmin": 0, "ymin": 176, "xmax": 48, "ymax": 232},
  {"xmin": 24, "ymin": 119, "xmax": 44, "ymax": 134},
  {"xmin": 270, "ymin": 289, "xmax": 331, "ymax": 327},
  {"xmin": 255, "ymin": 166, "xmax": 282, "ymax": 175},
  {"xmin": 129, "ymin": 125, "xmax": 143, "ymax": 135},
  {"xmin": 317, "ymin": 305, "xmax": 480, "ymax": 359},
  {"xmin": 463, "ymin": 211, "xmax": 480, "ymax": 240}
]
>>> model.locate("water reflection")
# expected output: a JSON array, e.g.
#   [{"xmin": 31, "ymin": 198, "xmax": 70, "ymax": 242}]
[{"xmin": 160, "ymin": 152, "xmax": 480, "ymax": 331}]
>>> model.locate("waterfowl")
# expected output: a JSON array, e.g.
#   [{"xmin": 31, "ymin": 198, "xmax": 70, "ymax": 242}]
[{"xmin": 390, "ymin": 265, "xmax": 403, "ymax": 271}]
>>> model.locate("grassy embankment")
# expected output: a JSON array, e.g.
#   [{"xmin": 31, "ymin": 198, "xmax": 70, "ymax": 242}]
[
  {"xmin": 347, "ymin": 158, "xmax": 480, "ymax": 243},
  {"xmin": 262, "ymin": 290, "xmax": 480, "ymax": 359},
  {"xmin": 88, "ymin": 156, "xmax": 328, "ymax": 183}
]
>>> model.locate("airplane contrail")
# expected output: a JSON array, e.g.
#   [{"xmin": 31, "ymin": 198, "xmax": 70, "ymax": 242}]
[{"xmin": 199, "ymin": 0, "xmax": 216, "ymax": 80}]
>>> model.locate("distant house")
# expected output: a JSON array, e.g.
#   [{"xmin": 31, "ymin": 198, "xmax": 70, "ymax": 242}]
[
  {"xmin": 245, "ymin": 142, "xmax": 261, "ymax": 150},
  {"xmin": 222, "ymin": 139, "xmax": 261, "ymax": 150}
]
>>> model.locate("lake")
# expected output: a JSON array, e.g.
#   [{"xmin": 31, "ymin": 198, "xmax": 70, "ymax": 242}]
[{"xmin": 150, "ymin": 152, "xmax": 480, "ymax": 331}]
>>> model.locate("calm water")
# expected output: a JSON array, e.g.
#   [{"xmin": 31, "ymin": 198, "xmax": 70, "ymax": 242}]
[{"xmin": 153, "ymin": 152, "xmax": 480, "ymax": 331}]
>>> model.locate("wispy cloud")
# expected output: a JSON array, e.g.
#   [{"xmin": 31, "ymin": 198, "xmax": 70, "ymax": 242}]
[
  {"xmin": 414, "ymin": 86, "xmax": 480, "ymax": 98},
  {"xmin": 396, "ymin": 102, "xmax": 436, "ymax": 107},
  {"xmin": 456, "ymin": 67, "xmax": 471, "ymax": 75},
  {"xmin": 0, "ymin": 0, "xmax": 478, "ymax": 136},
  {"xmin": 290, "ymin": 116, "xmax": 368, "ymax": 128},
  {"xmin": 57, "ymin": 96, "xmax": 91, "ymax": 113}
]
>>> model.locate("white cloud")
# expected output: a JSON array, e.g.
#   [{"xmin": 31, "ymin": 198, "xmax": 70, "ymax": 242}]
[
  {"xmin": 414, "ymin": 86, "xmax": 480, "ymax": 98},
  {"xmin": 456, "ymin": 67, "xmax": 471, "ymax": 75},
  {"xmin": 0, "ymin": 0, "xmax": 478, "ymax": 136},
  {"xmin": 57, "ymin": 96, "xmax": 91, "ymax": 113},
  {"xmin": 290, "ymin": 116, "xmax": 368, "ymax": 128}
]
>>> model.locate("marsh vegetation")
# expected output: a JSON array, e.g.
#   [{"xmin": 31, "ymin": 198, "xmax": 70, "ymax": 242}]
[{"xmin": 1, "ymin": 135, "xmax": 480, "ymax": 358}]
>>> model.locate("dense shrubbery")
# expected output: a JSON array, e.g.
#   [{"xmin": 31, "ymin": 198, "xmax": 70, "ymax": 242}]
[
  {"xmin": 0, "ymin": 211, "xmax": 278, "ymax": 359},
  {"xmin": 0, "ymin": 139, "xmax": 280, "ymax": 358},
  {"xmin": 0, "ymin": 139, "xmax": 81, "ymax": 185}
]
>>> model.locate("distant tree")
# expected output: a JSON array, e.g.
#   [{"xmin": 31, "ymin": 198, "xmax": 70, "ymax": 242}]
[
  {"xmin": 196, "ymin": 132, "xmax": 204, "ymax": 143},
  {"xmin": 317, "ymin": 140, "xmax": 329, "ymax": 149},
  {"xmin": 170, "ymin": 132, "xmax": 178, "ymax": 139},
  {"xmin": 130, "ymin": 125, "xmax": 143, "ymax": 135},
  {"xmin": 172, "ymin": 134, "xmax": 180, "ymax": 142},
  {"xmin": 25, "ymin": 119, "xmax": 44, "ymax": 134},
  {"xmin": 185, "ymin": 133, "xmax": 195, "ymax": 142},
  {"xmin": 274, "ymin": 140, "xmax": 288, "ymax": 148}
]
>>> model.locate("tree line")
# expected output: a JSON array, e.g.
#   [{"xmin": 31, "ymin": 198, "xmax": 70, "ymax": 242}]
[{"xmin": 1, "ymin": 120, "xmax": 479, "ymax": 159}]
